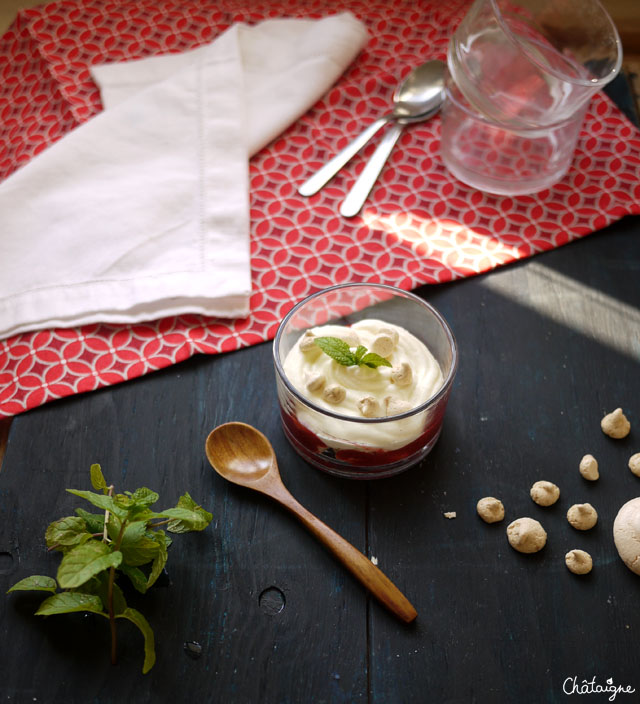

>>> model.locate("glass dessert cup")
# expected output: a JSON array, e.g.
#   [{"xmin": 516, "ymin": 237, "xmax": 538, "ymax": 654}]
[
  {"xmin": 440, "ymin": 72, "xmax": 588, "ymax": 196},
  {"xmin": 273, "ymin": 284, "xmax": 458, "ymax": 479},
  {"xmin": 442, "ymin": 0, "xmax": 622, "ymax": 194}
]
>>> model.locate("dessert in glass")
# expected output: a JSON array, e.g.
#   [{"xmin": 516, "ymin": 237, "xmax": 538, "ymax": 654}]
[{"xmin": 273, "ymin": 283, "xmax": 458, "ymax": 479}]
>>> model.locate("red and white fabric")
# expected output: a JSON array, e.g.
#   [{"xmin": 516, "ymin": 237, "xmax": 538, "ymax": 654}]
[{"xmin": 1, "ymin": 0, "xmax": 639, "ymax": 417}]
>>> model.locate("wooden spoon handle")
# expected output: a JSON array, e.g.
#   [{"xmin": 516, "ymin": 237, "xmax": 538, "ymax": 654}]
[{"xmin": 270, "ymin": 483, "xmax": 417, "ymax": 623}]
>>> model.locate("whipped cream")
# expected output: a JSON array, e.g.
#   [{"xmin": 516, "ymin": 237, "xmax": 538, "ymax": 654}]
[{"xmin": 283, "ymin": 319, "xmax": 444, "ymax": 450}]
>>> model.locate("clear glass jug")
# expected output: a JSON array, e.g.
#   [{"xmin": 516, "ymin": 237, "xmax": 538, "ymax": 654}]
[{"xmin": 441, "ymin": 0, "xmax": 622, "ymax": 195}]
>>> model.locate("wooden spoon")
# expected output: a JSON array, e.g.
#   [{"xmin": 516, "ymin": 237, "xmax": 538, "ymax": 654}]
[{"xmin": 205, "ymin": 422, "xmax": 417, "ymax": 623}]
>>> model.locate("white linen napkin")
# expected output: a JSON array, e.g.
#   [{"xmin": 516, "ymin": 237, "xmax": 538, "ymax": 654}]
[{"xmin": 0, "ymin": 12, "xmax": 368, "ymax": 339}]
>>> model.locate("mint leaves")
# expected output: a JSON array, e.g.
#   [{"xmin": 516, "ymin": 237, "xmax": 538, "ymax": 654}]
[
  {"xmin": 314, "ymin": 336, "xmax": 392, "ymax": 369},
  {"xmin": 6, "ymin": 463, "xmax": 212, "ymax": 674}
]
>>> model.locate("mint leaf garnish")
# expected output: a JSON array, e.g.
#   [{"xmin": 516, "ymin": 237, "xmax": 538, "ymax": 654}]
[
  {"xmin": 90, "ymin": 463, "xmax": 108, "ymax": 493},
  {"xmin": 146, "ymin": 531, "xmax": 168, "ymax": 589},
  {"xmin": 360, "ymin": 352, "xmax": 392, "ymax": 369},
  {"xmin": 57, "ymin": 542, "xmax": 123, "ymax": 589},
  {"xmin": 7, "ymin": 465, "xmax": 212, "ymax": 674},
  {"xmin": 116, "ymin": 608, "xmax": 156, "ymax": 674},
  {"xmin": 354, "ymin": 345, "xmax": 367, "ymax": 363},
  {"xmin": 155, "ymin": 492, "xmax": 214, "ymax": 534},
  {"xmin": 75, "ymin": 508, "xmax": 105, "ymax": 534},
  {"xmin": 314, "ymin": 336, "xmax": 393, "ymax": 369},
  {"xmin": 313, "ymin": 337, "xmax": 357, "ymax": 365},
  {"xmin": 131, "ymin": 487, "xmax": 159, "ymax": 507},
  {"xmin": 35, "ymin": 592, "xmax": 106, "ymax": 617},
  {"xmin": 45, "ymin": 516, "xmax": 92, "ymax": 552},
  {"xmin": 118, "ymin": 535, "xmax": 160, "ymax": 567},
  {"xmin": 119, "ymin": 565, "xmax": 149, "ymax": 594},
  {"xmin": 6, "ymin": 575, "xmax": 57, "ymax": 594}
]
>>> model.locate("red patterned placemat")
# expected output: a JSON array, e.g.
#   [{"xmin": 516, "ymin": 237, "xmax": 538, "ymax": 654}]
[{"xmin": 1, "ymin": 0, "xmax": 639, "ymax": 417}]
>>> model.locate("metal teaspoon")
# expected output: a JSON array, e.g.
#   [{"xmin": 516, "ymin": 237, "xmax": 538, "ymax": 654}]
[
  {"xmin": 298, "ymin": 59, "xmax": 446, "ymax": 198},
  {"xmin": 340, "ymin": 60, "xmax": 445, "ymax": 218}
]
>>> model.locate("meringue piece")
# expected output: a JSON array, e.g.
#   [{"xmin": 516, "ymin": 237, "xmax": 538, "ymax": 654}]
[
  {"xmin": 613, "ymin": 497, "xmax": 640, "ymax": 575},
  {"xmin": 443, "ymin": 511, "xmax": 457, "ymax": 519},
  {"xmin": 330, "ymin": 326, "xmax": 360, "ymax": 348},
  {"xmin": 601, "ymin": 407, "xmax": 631, "ymax": 439},
  {"xmin": 305, "ymin": 373, "xmax": 325, "ymax": 393},
  {"xmin": 378, "ymin": 327, "xmax": 399, "ymax": 346},
  {"xmin": 507, "ymin": 517, "xmax": 547, "ymax": 553},
  {"xmin": 629, "ymin": 453, "xmax": 640, "ymax": 478},
  {"xmin": 390, "ymin": 362, "xmax": 413, "ymax": 387},
  {"xmin": 476, "ymin": 497, "xmax": 505, "ymax": 524},
  {"xmin": 579, "ymin": 454, "xmax": 599, "ymax": 481},
  {"xmin": 358, "ymin": 396, "xmax": 382, "ymax": 418},
  {"xmin": 370, "ymin": 333, "xmax": 395, "ymax": 358},
  {"xmin": 322, "ymin": 384, "xmax": 345, "ymax": 404},
  {"xmin": 384, "ymin": 396, "xmax": 412, "ymax": 416},
  {"xmin": 567, "ymin": 503, "xmax": 598, "ymax": 530},
  {"xmin": 299, "ymin": 330, "xmax": 318, "ymax": 354},
  {"xmin": 530, "ymin": 480, "xmax": 560, "ymax": 507},
  {"xmin": 565, "ymin": 549, "xmax": 593, "ymax": 575}
]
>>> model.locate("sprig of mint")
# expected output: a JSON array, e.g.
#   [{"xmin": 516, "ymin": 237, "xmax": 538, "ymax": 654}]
[
  {"xmin": 6, "ymin": 463, "xmax": 212, "ymax": 674},
  {"xmin": 314, "ymin": 336, "xmax": 392, "ymax": 369}
]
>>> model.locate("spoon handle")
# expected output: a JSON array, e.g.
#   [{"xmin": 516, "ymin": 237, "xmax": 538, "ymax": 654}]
[
  {"xmin": 297, "ymin": 115, "xmax": 390, "ymax": 197},
  {"xmin": 339, "ymin": 121, "xmax": 404, "ymax": 218},
  {"xmin": 270, "ymin": 482, "xmax": 417, "ymax": 623}
]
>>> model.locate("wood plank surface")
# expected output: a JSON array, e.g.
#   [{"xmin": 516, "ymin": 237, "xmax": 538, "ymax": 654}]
[
  {"xmin": 0, "ymin": 346, "xmax": 369, "ymax": 702},
  {"xmin": 2, "ymin": 218, "xmax": 639, "ymax": 702},
  {"xmin": 0, "ymin": 418, "xmax": 10, "ymax": 471},
  {"xmin": 367, "ymin": 217, "xmax": 640, "ymax": 702}
]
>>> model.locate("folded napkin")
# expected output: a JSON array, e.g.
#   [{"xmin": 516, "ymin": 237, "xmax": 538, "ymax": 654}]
[{"xmin": 0, "ymin": 12, "xmax": 368, "ymax": 339}]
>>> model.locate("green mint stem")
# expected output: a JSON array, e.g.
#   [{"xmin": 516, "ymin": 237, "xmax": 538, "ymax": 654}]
[{"xmin": 103, "ymin": 485, "xmax": 114, "ymax": 543}]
